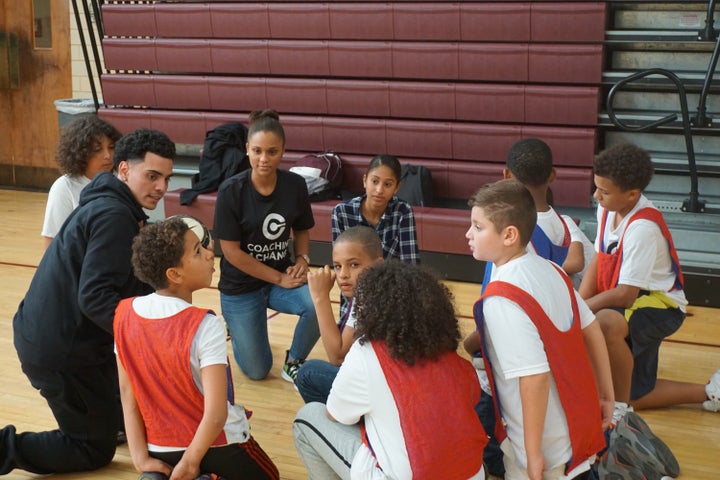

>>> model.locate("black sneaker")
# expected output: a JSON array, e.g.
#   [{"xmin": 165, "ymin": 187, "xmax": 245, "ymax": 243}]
[{"xmin": 138, "ymin": 473, "xmax": 169, "ymax": 480}]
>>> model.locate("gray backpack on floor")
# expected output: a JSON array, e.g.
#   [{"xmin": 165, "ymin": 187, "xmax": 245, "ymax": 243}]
[{"xmin": 596, "ymin": 411, "xmax": 679, "ymax": 479}]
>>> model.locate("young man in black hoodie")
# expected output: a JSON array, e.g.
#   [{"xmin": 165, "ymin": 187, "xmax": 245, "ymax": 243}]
[{"xmin": 2, "ymin": 129, "xmax": 175, "ymax": 475}]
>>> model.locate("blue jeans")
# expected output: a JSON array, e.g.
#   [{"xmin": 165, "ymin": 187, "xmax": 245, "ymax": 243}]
[
  {"xmin": 221, "ymin": 284, "xmax": 319, "ymax": 380},
  {"xmin": 296, "ymin": 360, "xmax": 340, "ymax": 404}
]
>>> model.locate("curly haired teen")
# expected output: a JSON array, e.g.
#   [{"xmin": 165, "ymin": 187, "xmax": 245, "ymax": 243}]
[
  {"xmin": 293, "ymin": 261, "xmax": 487, "ymax": 480},
  {"xmin": 579, "ymin": 143, "xmax": 720, "ymax": 415},
  {"xmin": 42, "ymin": 116, "xmax": 122, "ymax": 247}
]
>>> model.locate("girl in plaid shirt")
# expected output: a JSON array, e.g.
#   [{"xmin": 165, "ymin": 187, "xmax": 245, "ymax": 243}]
[
  {"xmin": 331, "ymin": 154, "xmax": 419, "ymax": 263},
  {"xmin": 331, "ymin": 154, "xmax": 420, "ymax": 322}
]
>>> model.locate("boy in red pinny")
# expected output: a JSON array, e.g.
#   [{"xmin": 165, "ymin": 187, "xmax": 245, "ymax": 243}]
[
  {"xmin": 579, "ymin": 143, "xmax": 720, "ymax": 416},
  {"xmin": 115, "ymin": 216, "xmax": 279, "ymax": 480}
]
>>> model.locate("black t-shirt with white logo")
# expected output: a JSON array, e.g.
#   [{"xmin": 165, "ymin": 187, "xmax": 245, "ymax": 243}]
[{"xmin": 214, "ymin": 169, "xmax": 315, "ymax": 294}]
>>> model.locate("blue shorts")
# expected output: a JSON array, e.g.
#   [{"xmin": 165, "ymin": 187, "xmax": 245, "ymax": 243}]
[{"xmin": 610, "ymin": 306, "xmax": 685, "ymax": 400}]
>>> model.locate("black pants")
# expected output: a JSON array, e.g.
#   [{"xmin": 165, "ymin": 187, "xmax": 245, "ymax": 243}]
[
  {"xmin": 475, "ymin": 390, "xmax": 505, "ymax": 478},
  {"xmin": 150, "ymin": 437, "xmax": 279, "ymax": 480},
  {"xmin": 0, "ymin": 359, "xmax": 119, "ymax": 474}
]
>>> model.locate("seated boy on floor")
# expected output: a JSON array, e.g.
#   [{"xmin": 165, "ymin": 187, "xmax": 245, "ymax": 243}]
[
  {"xmin": 114, "ymin": 216, "xmax": 279, "ymax": 480},
  {"xmin": 293, "ymin": 261, "xmax": 488, "ymax": 479},
  {"xmin": 579, "ymin": 142, "xmax": 720, "ymax": 415},
  {"xmin": 467, "ymin": 179, "xmax": 614, "ymax": 480},
  {"xmin": 295, "ymin": 225, "xmax": 383, "ymax": 404}
]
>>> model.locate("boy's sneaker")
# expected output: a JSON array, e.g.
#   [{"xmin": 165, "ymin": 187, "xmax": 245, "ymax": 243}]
[
  {"xmin": 281, "ymin": 350, "xmax": 303, "ymax": 387},
  {"xmin": 703, "ymin": 368, "xmax": 720, "ymax": 412},
  {"xmin": 138, "ymin": 473, "xmax": 169, "ymax": 480},
  {"xmin": 621, "ymin": 411, "xmax": 680, "ymax": 477},
  {"xmin": 597, "ymin": 437, "xmax": 646, "ymax": 480}
]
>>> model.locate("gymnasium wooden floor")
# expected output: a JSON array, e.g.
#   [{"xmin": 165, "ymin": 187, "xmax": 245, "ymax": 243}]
[{"xmin": 0, "ymin": 188, "xmax": 718, "ymax": 479}]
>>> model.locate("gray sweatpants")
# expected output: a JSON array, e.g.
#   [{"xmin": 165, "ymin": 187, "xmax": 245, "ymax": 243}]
[{"xmin": 292, "ymin": 402, "xmax": 362, "ymax": 480}]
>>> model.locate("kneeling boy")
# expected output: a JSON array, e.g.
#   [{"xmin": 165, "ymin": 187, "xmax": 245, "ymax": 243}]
[{"xmin": 579, "ymin": 143, "xmax": 720, "ymax": 414}]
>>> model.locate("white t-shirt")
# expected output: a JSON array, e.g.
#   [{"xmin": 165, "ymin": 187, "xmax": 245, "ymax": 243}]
[
  {"xmin": 341, "ymin": 301, "xmax": 357, "ymax": 331},
  {"xmin": 594, "ymin": 195, "xmax": 687, "ymax": 311},
  {"xmin": 41, "ymin": 174, "xmax": 91, "ymax": 238},
  {"xmin": 562, "ymin": 214, "xmax": 595, "ymax": 288},
  {"xmin": 482, "ymin": 252, "xmax": 595, "ymax": 473},
  {"xmin": 327, "ymin": 341, "xmax": 483, "ymax": 480}
]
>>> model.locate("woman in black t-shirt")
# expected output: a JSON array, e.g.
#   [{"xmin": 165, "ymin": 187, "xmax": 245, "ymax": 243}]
[{"xmin": 214, "ymin": 110, "xmax": 318, "ymax": 382}]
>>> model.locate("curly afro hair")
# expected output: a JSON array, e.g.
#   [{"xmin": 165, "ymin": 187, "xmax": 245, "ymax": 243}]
[
  {"xmin": 131, "ymin": 218, "xmax": 188, "ymax": 290},
  {"xmin": 594, "ymin": 143, "xmax": 654, "ymax": 192},
  {"xmin": 353, "ymin": 261, "xmax": 460, "ymax": 365},
  {"xmin": 55, "ymin": 116, "xmax": 122, "ymax": 176},
  {"xmin": 113, "ymin": 129, "xmax": 176, "ymax": 170},
  {"xmin": 506, "ymin": 138, "xmax": 553, "ymax": 186}
]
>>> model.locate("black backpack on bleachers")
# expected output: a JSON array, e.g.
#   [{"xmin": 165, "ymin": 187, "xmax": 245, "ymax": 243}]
[{"xmin": 397, "ymin": 164, "xmax": 433, "ymax": 207}]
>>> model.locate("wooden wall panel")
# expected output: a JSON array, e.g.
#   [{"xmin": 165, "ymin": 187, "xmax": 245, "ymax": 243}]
[{"xmin": 0, "ymin": 0, "xmax": 72, "ymax": 188}]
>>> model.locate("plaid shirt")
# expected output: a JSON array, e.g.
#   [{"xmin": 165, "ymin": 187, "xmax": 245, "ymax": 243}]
[{"xmin": 331, "ymin": 195, "xmax": 420, "ymax": 264}]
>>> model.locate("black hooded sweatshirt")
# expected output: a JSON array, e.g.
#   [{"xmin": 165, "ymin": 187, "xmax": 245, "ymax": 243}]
[{"xmin": 14, "ymin": 171, "xmax": 152, "ymax": 369}]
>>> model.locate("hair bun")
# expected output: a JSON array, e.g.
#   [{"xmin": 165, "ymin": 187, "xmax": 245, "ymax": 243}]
[{"xmin": 249, "ymin": 109, "xmax": 280, "ymax": 124}]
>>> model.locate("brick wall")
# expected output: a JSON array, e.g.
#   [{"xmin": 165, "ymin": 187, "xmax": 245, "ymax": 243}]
[{"xmin": 69, "ymin": 2, "xmax": 103, "ymax": 100}]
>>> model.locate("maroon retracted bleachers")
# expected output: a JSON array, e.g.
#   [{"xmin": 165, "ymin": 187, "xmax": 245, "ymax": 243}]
[
  {"xmin": 525, "ymin": 86, "xmax": 600, "ymax": 126},
  {"xmin": 326, "ymin": 80, "xmax": 391, "ymax": 117},
  {"xmin": 530, "ymin": 3, "xmax": 607, "ymax": 42},
  {"xmin": 104, "ymin": 38, "xmax": 606, "ymax": 84},
  {"xmin": 461, "ymin": 3, "xmax": 531, "ymax": 42},
  {"xmin": 99, "ymin": 109, "xmax": 599, "ymax": 174},
  {"xmin": 101, "ymin": 75, "xmax": 602, "ymax": 127},
  {"xmin": 265, "ymin": 79, "xmax": 328, "ymax": 115},
  {"xmin": 101, "ymin": 2, "xmax": 606, "ymax": 43},
  {"xmin": 99, "ymin": 1, "xmax": 608, "ymax": 278}
]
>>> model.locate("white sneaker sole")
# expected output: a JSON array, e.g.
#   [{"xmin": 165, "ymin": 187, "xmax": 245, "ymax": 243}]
[
  {"xmin": 702, "ymin": 399, "xmax": 720, "ymax": 412},
  {"xmin": 281, "ymin": 369, "xmax": 293, "ymax": 382}
]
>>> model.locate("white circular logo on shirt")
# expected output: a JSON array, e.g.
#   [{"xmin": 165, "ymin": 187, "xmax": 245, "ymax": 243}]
[{"xmin": 263, "ymin": 213, "xmax": 286, "ymax": 240}]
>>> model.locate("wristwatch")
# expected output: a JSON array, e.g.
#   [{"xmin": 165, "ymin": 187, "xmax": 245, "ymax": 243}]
[{"xmin": 299, "ymin": 254, "xmax": 311, "ymax": 265}]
